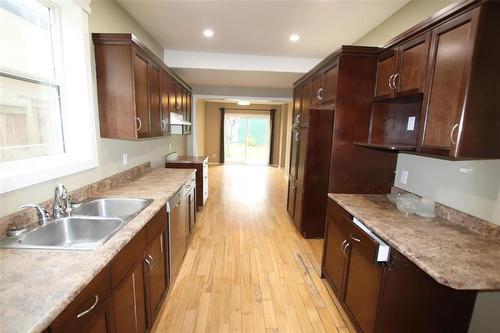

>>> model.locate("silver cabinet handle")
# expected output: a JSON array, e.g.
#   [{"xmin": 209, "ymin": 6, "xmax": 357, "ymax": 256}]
[
  {"xmin": 340, "ymin": 240, "xmax": 347, "ymax": 255},
  {"xmin": 294, "ymin": 132, "xmax": 300, "ymax": 142},
  {"xmin": 185, "ymin": 184, "xmax": 191, "ymax": 190},
  {"xmin": 296, "ymin": 114, "xmax": 301, "ymax": 124},
  {"xmin": 388, "ymin": 74, "xmax": 395, "ymax": 90},
  {"xmin": 450, "ymin": 123, "xmax": 459, "ymax": 145},
  {"xmin": 160, "ymin": 119, "xmax": 166, "ymax": 131},
  {"xmin": 147, "ymin": 254, "xmax": 155, "ymax": 269},
  {"xmin": 344, "ymin": 242, "xmax": 351, "ymax": 255},
  {"xmin": 136, "ymin": 117, "xmax": 142, "ymax": 132},
  {"xmin": 393, "ymin": 73, "xmax": 399, "ymax": 90},
  {"xmin": 131, "ymin": 272, "xmax": 138, "ymax": 331},
  {"xmin": 76, "ymin": 294, "xmax": 99, "ymax": 318},
  {"xmin": 160, "ymin": 235, "xmax": 164, "ymax": 255},
  {"xmin": 316, "ymin": 88, "xmax": 324, "ymax": 101},
  {"xmin": 350, "ymin": 233, "xmax": 361, "ymax": 242}
]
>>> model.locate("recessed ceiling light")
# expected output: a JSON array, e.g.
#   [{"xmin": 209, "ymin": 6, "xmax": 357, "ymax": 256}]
[
  {"xmin": 289, "ymin": 34, "xmax": 300, "ymax": 42},
  {"xmin": 237, "ymin": 100, "xmax": 251, "ymax": 106},
  {"xmin": 203, "ymin": 29, "xmax": 214, "ymax": 38}
]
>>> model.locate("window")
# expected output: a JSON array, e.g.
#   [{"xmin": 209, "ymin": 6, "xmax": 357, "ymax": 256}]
[{"xmin": 0, "ymin": 0, "xmax": 97, "ymax": 193}]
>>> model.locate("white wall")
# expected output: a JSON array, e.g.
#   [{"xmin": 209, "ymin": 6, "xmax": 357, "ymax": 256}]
[
  {"xmin": 0, "ymin": 0, "xmax": 186, "ymax": 217},
  {"xmin": 354, "ymin": 1, "xmax": 500, "ymax": 332}
]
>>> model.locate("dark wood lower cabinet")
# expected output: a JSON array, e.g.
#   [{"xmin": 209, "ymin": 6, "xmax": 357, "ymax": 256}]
[
  {"xmin": 322, "ymin": 199, "xmax": 476, "ymax": 333},
  {"xmin": 113, "ymin": 261, "xmax": 146, "ymax": 333},
  {"xmin": 144, "ymin": 232, "xmax": 167, "ymax": 327}
]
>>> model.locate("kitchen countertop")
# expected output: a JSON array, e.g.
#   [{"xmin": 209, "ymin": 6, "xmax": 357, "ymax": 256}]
[
  {"xmin": 328, "ymin": 193, "xmax": 500, "ymax": 290},
  {"xmin": 165, "ymin": 155, "xmax": 208, "ymax": 164},
  {"xmin": 0, "ymin": 168, "xmax": 195, "ymax": 333}
]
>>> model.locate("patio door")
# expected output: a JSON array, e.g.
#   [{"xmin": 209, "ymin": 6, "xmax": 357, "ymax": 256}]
[{"xmin": 224, "ymin": 113, "xmax": 271, "ymax": 165}]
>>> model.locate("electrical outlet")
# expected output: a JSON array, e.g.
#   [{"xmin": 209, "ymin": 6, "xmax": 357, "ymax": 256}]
[
  {"xmin": 122, "ymin": 153, "xmax": 128, "ymax": 166},
  {"xmin": 459, "ymin": 167, "xmax": 473, "ymax": 175},
  {"xmin": 400, "ymin": 170, "xmax": 409, "ymax": 184},
  {"xmin": 407, "ymin": 116, "xmax": 416, "ymax": 131}
]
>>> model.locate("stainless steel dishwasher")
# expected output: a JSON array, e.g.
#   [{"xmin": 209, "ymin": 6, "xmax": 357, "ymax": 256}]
[{"xmin": 167, "ymin": 189, "xmax": 185, "ymax": 284}]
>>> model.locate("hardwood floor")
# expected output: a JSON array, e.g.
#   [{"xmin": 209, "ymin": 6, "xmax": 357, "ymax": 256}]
[{"xmin": 153, "ymin": 165, "xmax": 353, "ymax": 333}]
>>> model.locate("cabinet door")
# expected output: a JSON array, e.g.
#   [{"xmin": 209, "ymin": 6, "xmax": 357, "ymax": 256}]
[
  {"xmin": 133, "ymin": 53, "xmax": 150, "ymax": 138},
  {"xmin": 396, "ymin": 33, "xmax": 430, "ymax": 96},
  {"xmin": 344, "ymin": 237, "xmax": 383, "ymax": 333},
  {"xmin": 293, "ymin": 185, "xmax": 303, "ymax": 232},
  {"xmin": 323, "ymin": 217, "xmax": 349, "ymax": 300},
  {"xmin": 286, "ymin": 180, "xmax": 296, "ymax": 219},
  {"xmin": 159, "ymin": 72, "xmax": 171, "ymax": 135},
  {"xmin": 168, "ymin": 78, "xmax": 177, "ymax": 113},
  {"xmin": 149, "ymin": 64, "xmax": 162, "ymax": 137},
  {"xmin": 323, "ymin": 63, "xmax": 338, "ymax": 104},
  {"xmin": 374, "ymin": 51, "xmax": 397, "ymax": 99},
  {"xmin": 420, "ymin": 10, "xmax": 477, "ymax": 156},
  {"xmin": 184, "ymin": 91, "xmax": 192, "ymax": 134},
  {"xmin": 296, "ymin": 128, "xmax": 308, "ymax": 186},
  {"xmin": 310, "ymin": 73, "xmax": 323, "ymax": 107},
  {"xmin": 292, "ymin": 86, "xmax": 302, "ymax": 126},
  {"xmin": 113, "ymin": 262, "xmax": 146, "ymax": 333},
  {"xmin": 299, "ymin": 82, "xmax": 311, "ymax": 127},
  {"xmin": 144, "ymin": 233, "xmax": 167, "ymax": 327},
  {"xmin": 175, "ymin": 84, "xmax": 182, "ymax": 112},
  {"xmin": 289, "ymin": 128, "xmax": 299, "ymax": 179}
]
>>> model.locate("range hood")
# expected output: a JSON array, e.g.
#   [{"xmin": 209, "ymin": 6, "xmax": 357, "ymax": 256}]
[{"xmin": 170, "ymin": 112, "xmax": 191, "ymax": 126}]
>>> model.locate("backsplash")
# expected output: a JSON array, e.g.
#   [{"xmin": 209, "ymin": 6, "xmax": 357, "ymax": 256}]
[
  {"xmin": 392, "ymin": 187, "xmax": 500, "ymax": 241},
  {"xmin": 0, "ymin": 162, "xmax": 152, "ymax": 237}
]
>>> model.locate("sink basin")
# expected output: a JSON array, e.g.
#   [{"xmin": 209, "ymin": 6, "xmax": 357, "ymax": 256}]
[
  {"xmin": 0, "ymin": 197, "xmax": 153, "ymax": 250},
  {"xmin": 2, "ymin": 217, "xmax": 123, "ymax": 250},
  {"xmin": 72, "ymin": 198, "xmax": 153, "ymax": 218}
]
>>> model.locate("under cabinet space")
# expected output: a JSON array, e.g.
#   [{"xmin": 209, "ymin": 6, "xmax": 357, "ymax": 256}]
[{"xmin": 356, "ymin": 97, "xmax": 422, "ymax": 151}]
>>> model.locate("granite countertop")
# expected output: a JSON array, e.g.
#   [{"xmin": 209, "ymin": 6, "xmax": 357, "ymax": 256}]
[
  {"xmin": 0, "ymin": 168, "xmax": 195, "ymax": 333},
  {"xmin": 166, "ymin": 155, "xmax": 208, "ymax": 164},
  {"xmin": 328, "ymin": 193, "xmax": 500, "ymax": 290}
]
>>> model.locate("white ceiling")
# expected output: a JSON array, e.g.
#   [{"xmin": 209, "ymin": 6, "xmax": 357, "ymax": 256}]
[
  {"xmin": 117, "ymin": 0, "xmax": 409, "ymax": 91},
  {"xmin": 174, "ymin": 68, "xmax": 302, "ymax": 89},
  {"xmin": 118, "ymin": 0, "xmax": 409, "ymax": 58}
]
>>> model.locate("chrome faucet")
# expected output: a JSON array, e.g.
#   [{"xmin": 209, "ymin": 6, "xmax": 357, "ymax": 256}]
[
  {"xmin": 18, "ymin": 204, "xmax": 50, "ymax": 226},
  {"xmin": 53, "ymin": 184, "xmax": 71, "ymax": 219}
]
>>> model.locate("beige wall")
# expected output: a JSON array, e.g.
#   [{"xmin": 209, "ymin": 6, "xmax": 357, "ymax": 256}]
[
  {"xmin": 204, "ymin": 102, "xmax": 285, "ymax": 165},
  {"xmin": 195, "ymin": 99, "xmax": 206, "ymax": 156},
  {"xmin": 0, "ymin": 0, "xmax": 186, "ymax": 217},
  {"xmin": 354, "ymin": 1, "xmax": 500, "ymax": 332}
]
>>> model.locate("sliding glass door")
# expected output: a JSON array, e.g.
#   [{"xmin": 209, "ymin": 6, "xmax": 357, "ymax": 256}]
[{"xmin": 224, "ymin": 113, "xmax": 270, "ymax": 165}]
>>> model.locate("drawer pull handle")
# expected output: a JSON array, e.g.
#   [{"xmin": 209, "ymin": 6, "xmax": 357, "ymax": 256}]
[
  {"xmin": 450, "ymin": 123, "xmax": 459, "ymax": 145},
  {"xmin": 340, "ymin": 240, "xmax": 347, "ymax": 254},
  {"xmin": 388, "ymin": 74, "xmax": 395, "ymax": 90},
  {"xmin": 350, "ymin": 233, "xmax": 361, "ymax": 242},
  {"xmin": 148, "ymin": 254, "xmax": 155, "ymax": 269},
  {"xmin": 76, "ymin": 294, "xmax": 99, "ymax": 318}
]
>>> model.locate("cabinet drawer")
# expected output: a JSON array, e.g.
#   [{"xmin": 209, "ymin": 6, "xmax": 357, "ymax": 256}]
[
  {"xmin": 327, "ymin": 200, "xmax": 354, "ymax": 233},
  {"xmin": 51, "ymin": 267, "xmax": 111, "ymax": 332},
  {"xmin": 349, "ymin": 220, "xmax": 380, "ymax": 264},
  {"xmin": 110, "ymin": 227, "xmax": 147, "ymax": 288},
  {"xmin": 147, "ymin": 206, "xmax": 167, "ymax": 244}
]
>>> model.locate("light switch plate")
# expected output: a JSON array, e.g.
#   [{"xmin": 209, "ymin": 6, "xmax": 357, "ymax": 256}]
[
  {"xmin": 122, "ymin": 153, "xmax": 128, "ymax": 165},
  {"xmin": 407, "ymin": 116, "xmax": 416, "ymax": 131},
  {"xmin": 400, "ymin": 170, "xmax": 409, "ymax": 184}
]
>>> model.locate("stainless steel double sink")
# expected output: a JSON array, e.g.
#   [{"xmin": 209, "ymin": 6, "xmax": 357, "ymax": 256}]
[{"xmin": 0, "ymin": 197, "xmax": 153, "ymax": 250}]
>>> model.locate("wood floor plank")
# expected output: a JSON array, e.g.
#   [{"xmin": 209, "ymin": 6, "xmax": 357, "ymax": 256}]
[{"xmin": 153, "ymin": 165, "xmax": 354, "ymax": 333}]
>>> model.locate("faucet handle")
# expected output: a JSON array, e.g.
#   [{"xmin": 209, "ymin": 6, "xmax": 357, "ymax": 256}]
[
  {"xmin": 65, "ymin": 194, "xmax": 73, "ymax": 215},
  {"xmin": 19, "ymin": 204, "xmax": 50, "ymax": 225}
]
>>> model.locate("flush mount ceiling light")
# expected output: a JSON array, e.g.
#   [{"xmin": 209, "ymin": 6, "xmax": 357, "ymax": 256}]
[
  {"xmin": 289, "ymin": 34, "xmax": 300, "ymax": 42},
  {"xmin": 237, "ymin": 100, "xmax": 251, "ymax": 106},
  {"xmin": 203, "ymin": 29, "xmax": 214, "ymax": 38}
]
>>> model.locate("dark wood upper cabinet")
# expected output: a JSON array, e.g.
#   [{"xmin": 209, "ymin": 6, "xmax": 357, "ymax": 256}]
[
  {"xmin": 299, "ymin": 82, "xmax": 311, "ymax": 127},
  {"xmin": 396, "ymin": 33, "xmax": 430, "ymax": 96},
  {"xmin": 93, "ymin": 33, "xmax": 192, "ymax": 139},
  {"xmin": 310, "ymin": 62, "xmax": 338, "ymax": 106},
  {"xmin": 375, "ymin": 34, "xmax": 430, "ymax": 100},
  {"xmin": 159, "ymin": 72, "xmax": 171, "ymax": 135},
  {"xmin": 133, "ymin": 53, "xmax": 151, "ymax": 138},
  {"xmin": 292, "ymin": 86, "xmax": 302, "ymax": 126},
  {"xmin": 419, "ymin": 7, "xmax": 480, "ymax": 158},
  {"xmin": 374, "ymin": 51, "xmax": 398, "ymax": 99},
  {"xmin": 148, "ymin": 63, "xmax": 162, "ymax": 137}
]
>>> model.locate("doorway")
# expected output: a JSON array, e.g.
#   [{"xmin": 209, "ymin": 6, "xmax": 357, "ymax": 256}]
[{"xmin": 224, "ymin": 113, "xmax": 271, "ymax": 165}]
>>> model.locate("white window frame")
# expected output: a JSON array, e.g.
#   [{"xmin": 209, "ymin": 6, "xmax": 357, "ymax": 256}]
[{"xmin": 0, "ymin": 0, "xmax": 97, "ymax": 194}]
